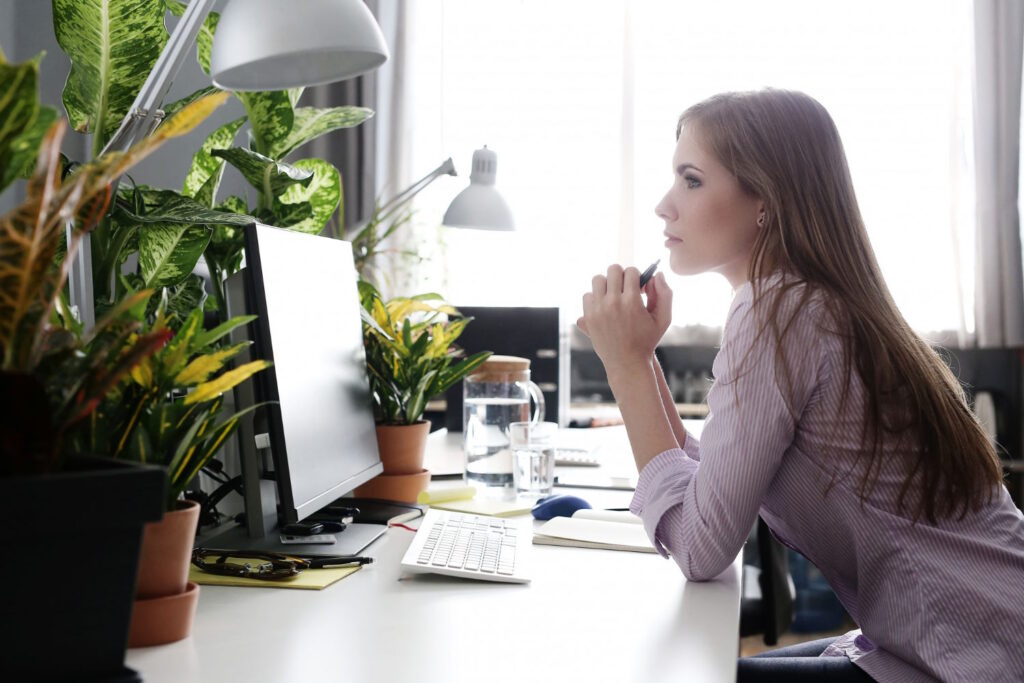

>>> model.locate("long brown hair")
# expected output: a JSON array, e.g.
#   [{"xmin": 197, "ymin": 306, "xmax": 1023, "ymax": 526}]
[{"xmin": 678, "ymin": 89, "xmax": 1001, "ymax": 524}]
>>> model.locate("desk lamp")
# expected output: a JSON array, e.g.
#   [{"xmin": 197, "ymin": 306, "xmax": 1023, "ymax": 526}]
[
  {"xmin": 443, "ymin": 146, "xmax": 515, "ymax": 231},
  {"xmin": 68, "ymin": 0, "xmax": 389, "ymax": 330}
]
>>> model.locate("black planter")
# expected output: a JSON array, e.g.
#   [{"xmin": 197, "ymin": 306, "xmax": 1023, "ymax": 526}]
[{"xmin": 0, "ymin": 457, "xmax": 166, "ymax": 681}]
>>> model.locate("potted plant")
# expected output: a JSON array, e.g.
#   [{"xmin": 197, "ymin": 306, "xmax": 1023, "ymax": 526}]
[
  {"xmin": 0, "ymin": 42, "xmax": 230, "ymax": 679},
  {"xmin": 61, "ymin": 293, "xmax": 271, "ymax": 647},
  {"xmin": 355, "ymin": 281, "xmax": 491, "ymax": 502},
  {"xmin": 35, "ymin": 1, "xmax": 376, "ymax": 647}
]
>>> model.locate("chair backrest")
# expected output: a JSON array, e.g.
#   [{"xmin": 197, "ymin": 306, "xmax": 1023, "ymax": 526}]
[{"xmin": 756, "ymin": 517, "xmax": 794, "ymax": 646}]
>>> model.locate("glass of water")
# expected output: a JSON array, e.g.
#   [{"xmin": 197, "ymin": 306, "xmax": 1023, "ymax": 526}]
[{"xmin": 510, "ymin": 421, "xmax": 558, "ymax": 496}]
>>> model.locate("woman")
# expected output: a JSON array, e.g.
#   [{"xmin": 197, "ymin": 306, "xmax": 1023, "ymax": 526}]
[{"xmin": 578, "ymin": 89, "xmax": 1024, "ymax": 682}]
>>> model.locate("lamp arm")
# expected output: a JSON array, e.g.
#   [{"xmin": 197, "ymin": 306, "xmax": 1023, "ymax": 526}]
[
  {"xmin": 101, "ymin": 0, "xmax": 219, "ymax": 155},
  {"xmin": 376, "ymin": 157, "xmax": 457, "ymax": 224}
]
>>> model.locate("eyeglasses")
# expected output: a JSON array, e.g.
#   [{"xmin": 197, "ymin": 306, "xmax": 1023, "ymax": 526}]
[
  {"xmin": 192, "ymin": 548, "xmax": 311, "ymax": 580},
  {"xmin": 192, "ymin": 547, "xmax": 375, "ymax": 581}
]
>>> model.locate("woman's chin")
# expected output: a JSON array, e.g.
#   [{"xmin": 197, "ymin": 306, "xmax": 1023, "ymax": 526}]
[{"xmin": 668, "ymin": 252, "xmax": 701, "ymax": 276}]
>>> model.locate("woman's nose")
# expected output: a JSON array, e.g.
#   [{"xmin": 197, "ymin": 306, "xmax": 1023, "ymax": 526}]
[{"xmin": 655, "ymin": 193, "xmax": 676, "ymax": 222}]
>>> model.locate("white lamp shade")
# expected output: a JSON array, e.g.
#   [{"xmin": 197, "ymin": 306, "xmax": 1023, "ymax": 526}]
[
  {"xmin": 442, "ymin": 147, "xmax": 515, "ymax": 231},
  {"xmin": 210, "ymin": 0, "xmax": 390, "ymax": 91}
]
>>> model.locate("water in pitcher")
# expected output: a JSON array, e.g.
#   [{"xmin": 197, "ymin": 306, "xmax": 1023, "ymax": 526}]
[{"xmin": 463, "ymin": 397, "xmax": 530, "ymax": 487}]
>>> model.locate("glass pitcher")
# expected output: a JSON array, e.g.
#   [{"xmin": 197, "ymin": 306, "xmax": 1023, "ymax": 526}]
[{"xmin": 463, "ymin": 355, "xmax": 545, "ymax": 488}]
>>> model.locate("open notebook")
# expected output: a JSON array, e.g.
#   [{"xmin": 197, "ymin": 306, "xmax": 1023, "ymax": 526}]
[{"xmin": 532, "ymin": 509, "xmax": 655, "ymax": 553}]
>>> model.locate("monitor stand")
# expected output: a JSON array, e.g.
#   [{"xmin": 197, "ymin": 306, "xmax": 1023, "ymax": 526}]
[{"xmin": 201, "ymin": 522, "xmax": 386, "ymax": 557}]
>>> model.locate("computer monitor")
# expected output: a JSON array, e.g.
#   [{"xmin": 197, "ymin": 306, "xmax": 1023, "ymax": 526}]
[{"xmin": 206, "ymin": 223, "xmax": 385, "ymax": 555}]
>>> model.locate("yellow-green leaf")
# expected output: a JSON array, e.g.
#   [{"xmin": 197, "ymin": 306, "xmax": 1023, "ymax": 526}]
[
  {"xmin": 173, "ymin": 342, "xmax": 246, "ymax": 385},
  {"xmin": 184, "ymin": 359, "xmax": 271, "ymax": 405}
]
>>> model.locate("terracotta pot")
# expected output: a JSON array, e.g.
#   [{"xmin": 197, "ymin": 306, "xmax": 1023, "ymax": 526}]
[
  {"xmin": 353, "ymin": 468, "xmax": 430, "ymax": 503},
  {"xmin": 127, "ymin": 582, "xmax": 200, "ymax": 648},
  {"xmin": 375, "ymin": 420, "xmax": 431, "ymax": 475},
  {"xmin": 135, "ymin": 499, "xmax": 200, "ymax": 599},
  {"xmin": 128, "ymin": 499, "xmax": 200, "ymax": 648}
]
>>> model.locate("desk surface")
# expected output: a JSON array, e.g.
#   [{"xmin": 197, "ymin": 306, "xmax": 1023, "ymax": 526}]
[{"xmin": 127, "ymin": 426, "xmax": 739, "ymax": 683}]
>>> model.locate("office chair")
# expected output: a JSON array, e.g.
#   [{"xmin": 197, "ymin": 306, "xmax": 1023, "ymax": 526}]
[{"xmin": 739, "ymin": 517, "xmax": 794, "ymax": 646}]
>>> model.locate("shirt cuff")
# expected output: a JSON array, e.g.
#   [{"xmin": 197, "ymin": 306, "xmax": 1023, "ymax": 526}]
[{"xmin": 629, "ymin": 448, "xmax": 698, "ymax": 558}]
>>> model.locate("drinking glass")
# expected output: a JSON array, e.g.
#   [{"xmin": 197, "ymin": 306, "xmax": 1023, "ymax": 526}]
[{"xmin": 510, "ymin": 421, "xmax": 558, "ymax": 496}]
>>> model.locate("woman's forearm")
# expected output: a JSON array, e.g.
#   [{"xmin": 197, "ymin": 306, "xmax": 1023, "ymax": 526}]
[
  {"xmin": 606, "ymin": 359, "xmax": 679, "ymax": 472},
  {"xmin": 652, "ymin": 356, "xmax": 688, "ymax": 451}
]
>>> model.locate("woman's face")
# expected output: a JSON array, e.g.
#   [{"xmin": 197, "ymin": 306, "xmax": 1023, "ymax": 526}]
[{"xmin": 655, "ymin": 126, "xmax": 763, "ymax": 288}]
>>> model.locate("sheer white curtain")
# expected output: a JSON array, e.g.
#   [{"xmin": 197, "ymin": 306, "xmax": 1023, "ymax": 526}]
[
  {"xmin": 972, "ymin": 0, "xmax": 1024, "ymax": 348},
  {"xmin": 400, "ymin": 0, "xmax": 984, "ymax": 340}
]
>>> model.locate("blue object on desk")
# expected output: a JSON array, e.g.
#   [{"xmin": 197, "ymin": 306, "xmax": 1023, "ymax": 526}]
[{"xmin": 531, "ymin": 494, "xmax": 592, "ymax": 520}]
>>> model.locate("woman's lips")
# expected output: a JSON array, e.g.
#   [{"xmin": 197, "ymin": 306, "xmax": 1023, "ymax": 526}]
[{"xmin": 664, "ymin": 233, "xmax": 682, "ymax": 247}]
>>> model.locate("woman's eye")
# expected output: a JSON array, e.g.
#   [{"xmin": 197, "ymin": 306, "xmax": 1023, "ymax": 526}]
[{"xmin": 684, "ymin": 175, "xmax": 701, "ymax": 189}]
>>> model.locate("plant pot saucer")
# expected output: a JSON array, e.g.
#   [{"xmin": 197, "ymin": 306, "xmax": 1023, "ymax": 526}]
[
  {"xmin": 353, "ymin": 468, "xmax": 430, "ymax": 503},
  {"xmin": 127, "ymin": 581, "xmax": 200, "ymax": 648}
]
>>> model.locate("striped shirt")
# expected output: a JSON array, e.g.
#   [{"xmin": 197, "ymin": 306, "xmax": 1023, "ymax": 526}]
[{"xmin": 630, "ymin": 277, "xmax": 1024, "ymax": 682}]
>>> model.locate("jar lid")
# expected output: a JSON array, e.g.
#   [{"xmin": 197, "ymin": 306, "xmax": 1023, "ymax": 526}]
[{"xmin": 467, "ymin": 355, "xmax": 531, "ymax": 382}]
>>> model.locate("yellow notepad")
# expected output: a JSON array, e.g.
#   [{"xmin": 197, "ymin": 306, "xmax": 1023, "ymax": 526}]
[
  {"xmin": 188, "ymin": 564, "xmax": 361, "ymax": 590},
  {"xmin": 417, "ymin": 486, "xmax": 534, "ymax": 517}
]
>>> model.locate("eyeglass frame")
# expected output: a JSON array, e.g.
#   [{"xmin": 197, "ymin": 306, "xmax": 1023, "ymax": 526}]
[{"xmin": 192, "ymin": 547, "xmax": 311, "ymax": 580}]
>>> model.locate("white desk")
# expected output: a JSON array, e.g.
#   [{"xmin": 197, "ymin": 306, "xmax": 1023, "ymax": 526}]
[{"xmin": 127, "ymin": 425, "xmax": 740, "ymax": 683}]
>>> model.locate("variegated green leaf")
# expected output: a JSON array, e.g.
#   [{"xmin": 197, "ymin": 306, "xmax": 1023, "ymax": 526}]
[
  {"xmin": 0, "ymin": 55, "xmax": 39, "ymax": 165},
  {"xmin": 165, "ymin": 0, "xmax": 219, "ymax": 74},
  {"xmin": 119, "ymin": 188, "xmax": 254, "ymax": 227},
  {"xmin": 154, "ymin": 273, "xmax": 208, "ymax": 326},
  {"xmin": 139, "ymin": 223, "xmax": 213, "ymax": 288},
  {"xmin": 183, "ymin": 116, "xmax": 245, "ymax": 199},
  {"xmin": 267, "ymin": 200, "xmax": 314, "ymax": 229},
  {"xmin": 288, "ymin": 89, "xmax": 304, "ymax": 108},
  {"xmin": 53, "ymin": 0, "xmax": 168, "ymax": 151},
  {"xmin": 217, "ymin": 195, "xmax": 249, "ymax": 215},
  {"xmin": 270, "ymin": 106, "xmax": 374, "ymax": 159},
  {"xmin": 1, "ymin": 105, "xmax": 57, "ymax": 193},
  {"xmin": 236, "ymin": 90, "xmax": 293, "ymax": 157},
  {"xmin": 211, "ymin": 147, "xmax": 313, "ymax": 197},
  {"xmin": 193, "ymin": 167, "xmax": 221, "ymax": 208},
  {"xmin": 274, "ymin": 158, "xmax": 341, "ymax": 235}
]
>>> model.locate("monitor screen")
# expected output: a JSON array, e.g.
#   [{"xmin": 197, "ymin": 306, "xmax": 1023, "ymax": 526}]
[
  {"xmin": 242, "ymin": 224, "xmax": 382, "ymax": 521},
  {"xmin": 213, "ymin": 223, "xmax": 384, "ymax": 555}
]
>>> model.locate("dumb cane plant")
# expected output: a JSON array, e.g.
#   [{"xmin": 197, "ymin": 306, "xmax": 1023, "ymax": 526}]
[
  {"xmin": 49, "ymin": 0, "xmax": 373, "ymax": 318},
  {"xmin": 359, "ymin": 281, "xmax": 491, "ymax": 426}
]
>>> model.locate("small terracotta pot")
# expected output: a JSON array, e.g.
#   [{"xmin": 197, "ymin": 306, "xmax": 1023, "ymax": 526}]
[
  {"xmin": 135, "ymin": 499, "xmax": 200, "ymax": 599},
  {"xmin": 353, "ymin": 468, "xmax": 430, "ymax": 503},
  {"xmin": 128, "ymin": 499, "xmax": 201, "ymax": 647},
  {"xmin": 128, "ymin": 582, "xmax": 199, "ymax": 648},
  {"xmin": 375, "ymin": 420, "xmax": 431, "ymax": 475}
]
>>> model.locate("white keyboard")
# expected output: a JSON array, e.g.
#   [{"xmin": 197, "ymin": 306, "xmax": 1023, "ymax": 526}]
[
  {"xmin": 400, "ymin": 509, "xmax": 531, "ymax": 584},
  {"xmin": 554, "ymin": 446, "xmax": 601, "ymax": 467}
]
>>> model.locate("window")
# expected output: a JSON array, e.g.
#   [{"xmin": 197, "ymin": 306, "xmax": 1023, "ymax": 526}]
[{"xmin": 407, "ymin": 0, "xmax": 973, "ymax": 335}]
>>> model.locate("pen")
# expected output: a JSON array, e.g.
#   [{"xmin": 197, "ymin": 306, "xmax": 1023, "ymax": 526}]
[
  {"xmin": 638, "ymin": 259, "xmax": 660, "ymax": 288},
  {"xmin": 300, "ymin": 555, "xmax": 374, "ymax": 568}
]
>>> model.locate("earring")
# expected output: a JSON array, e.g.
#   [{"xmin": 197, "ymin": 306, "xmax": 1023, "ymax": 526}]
[{"xmin": 757, "ymin": 212, "xmax": 766, "ymax": 227}]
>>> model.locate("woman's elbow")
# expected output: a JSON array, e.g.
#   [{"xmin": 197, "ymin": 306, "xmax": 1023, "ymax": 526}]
[{"xmin": 675, "ymin": 550, "xmax": 732, "ymax": 582}]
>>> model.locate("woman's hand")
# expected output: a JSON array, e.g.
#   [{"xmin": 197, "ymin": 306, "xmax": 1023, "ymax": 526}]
[{"xmin": 577, "ymin": 265, "xmax": 673, "ymax": 380}]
